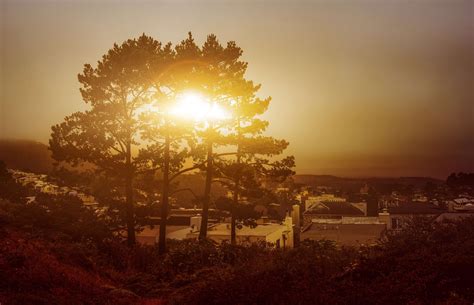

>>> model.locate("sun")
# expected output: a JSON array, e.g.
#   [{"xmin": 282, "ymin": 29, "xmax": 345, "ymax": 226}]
[{"xmin": 170, "ymin": 92, "xmax": 230, "ymax": 122}]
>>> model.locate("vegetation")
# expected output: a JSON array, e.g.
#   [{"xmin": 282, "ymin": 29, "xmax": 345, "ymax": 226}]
[
  {"xmin": 1, "ymin": 177, "xmax": 473, "ymax": 304},
  {"xmin": 49, "ymin": 33, "xmax": 294, "ymax": 252},
  {"xmin": 49, "ymin": 35, "xmax": 166, "ymax": 245},
  {"xmin": 2, "ymin": 32, "xmax": 473, "ymax": 305},
  {"xmin": 0, "ymin": 140, "xmax": 53, "ymax": 173},
  {"xmin": 447, "ymin": 172, "xmax": 474, "ymax": 189}
]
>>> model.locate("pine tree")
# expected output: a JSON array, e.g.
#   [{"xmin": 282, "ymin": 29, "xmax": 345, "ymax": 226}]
[
  {"xmin": 213, "ymin": 80, "xmax": 295, "ymax": 245},
  {"xmin": 49, "ymin": 35, "xmax": 172, "ymax": 246},
  {"xmin": 169, "ymin": 34, "xmax": 249, "ymax": 240}
]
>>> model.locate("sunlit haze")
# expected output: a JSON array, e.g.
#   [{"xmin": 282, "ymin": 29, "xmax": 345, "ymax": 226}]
[
  {"xmin": 1, "ymin": 0, "xmax": 473, "ymax": 178},
  {"xmin": 1, "ymin": 2, "xmax": 474, "ymax": 302},
  {"xmin": 170, "ymin": 92, "xmax": 230, "ymax": 122}
]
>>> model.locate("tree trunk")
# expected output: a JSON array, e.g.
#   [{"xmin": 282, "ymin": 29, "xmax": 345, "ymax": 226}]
[
  {"xmin": 231, "ymin": 179, "xmax": 238, "ymax": 245},
  {"xmin": 231, "ymin": 124, "xmax": 242, "ymax": 245},
  {"xmin": 199, "ymin": 140, "xmax": 213, "ymax": 240},
  {"xmin": 125, "ymin": 140, "xmax": 135, "ymax": 247},
  {"xmin": 159, "ymin": 132, "xmax": 170, "ymax": 254}
]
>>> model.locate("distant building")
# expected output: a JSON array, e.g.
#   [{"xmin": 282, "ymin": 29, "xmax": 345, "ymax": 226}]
[
  {"xmin": 136, "ymin": 225, "xmax": 190, "ymax": 245},
  {"xmin": 452, "ymin": 198, "xmax": 474, "ymax": 205},
  {"xmin": 301, "ymin": 220, "xmax": 386, "ymax": 247},
  {"xmin": 186, "ymin": 216, "xmax": 294, "ymax": 248},
  {"xmin": 301, "ymin": 199, "xmax": 386, "ymax": 246},
  {"xmin": 146, "ymin": 208, "xmax": 224, "ymax": 226},
  {"xmin": 378, "ymin": 203, "xmax": 444, "ymax": 230},
  {"xmin": 304, "ymin": 194, "xmax": 346, "ymax": 210},
  {"xmin": 303, "ymin": 201, "xmax": 365, "ymax": 226},
  {"xmin": 359, "ymin": 183, "xmax": 369, "ymax": 195},
  {"xmin": 136, "ymin": 215, "xmax": 295, "ymax": 248},
  {"xmin": 413, "ymin": 193, "xmax": 429, "ymax": 203},
  {"xmin": 350, "ymin": 202, "xmax": 367, "ymax": 215},
  {"xmin": 435, "ymin": 212, "xmax": 474, "ymax": 223}
]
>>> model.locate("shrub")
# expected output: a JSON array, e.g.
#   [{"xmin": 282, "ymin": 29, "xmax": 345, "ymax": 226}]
[{"xmin": 166, "ymin": 218, "xmax": 474, "ymax": 305}]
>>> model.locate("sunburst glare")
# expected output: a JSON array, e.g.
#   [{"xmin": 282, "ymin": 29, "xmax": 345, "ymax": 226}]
[{"xmin": 170, "ymin": 92, "xmax": 230, "ymax": 122}]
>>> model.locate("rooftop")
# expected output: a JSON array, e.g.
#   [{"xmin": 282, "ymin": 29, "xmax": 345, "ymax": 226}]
[
  {"xmin": 192, "ymin": 223, "xmax": 290, "ymax": 237},
  {"xmin": 435, "ymin": 213, "xmax": 474, "ymax": 223},
  {"xmin": 387, "ymin": 203, "xmax": 445, "ymax": 215},
  {"xmin": 305, "ymin": 201, "xmax": 364, "ymax": 216},
  {"xmin": 301, "ymin": 222, "xmax": 386, "ymax": 247},
  {"xmin": 136, "ymin": 225, "xmax": 190, "ymax": 245}
]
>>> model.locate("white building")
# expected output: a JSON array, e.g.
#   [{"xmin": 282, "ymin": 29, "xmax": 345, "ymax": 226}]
[
  {"xmin": 137, "ymin": 216, "xmax": 295, "ymax": 248},
  {"xmin": 186, "ymin": 216, "xmax": 294, "ymax": 248}
]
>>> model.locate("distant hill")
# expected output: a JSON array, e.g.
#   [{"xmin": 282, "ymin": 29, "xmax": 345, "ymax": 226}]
[
  {"xmin": 0, "ymin": 139, "xmax": 446, "ymax": 191},
  {"xmin": 294, "ymin": 174, "xmax": 444, "ymax": 192},
  {"xmin": 0, "ymin": 138, "xmax": 228, "ymax": 204},
  {"xmin": 0, "ymin": 139, "xmax": 54, "ymax": 173},
  {"xmin": 173, "ymin": 173, "xmax": 228, "ymax": 207}
]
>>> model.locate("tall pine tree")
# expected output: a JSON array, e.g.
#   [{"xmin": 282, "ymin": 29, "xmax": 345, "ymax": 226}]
[{"xmin": 49, "ymin": 35, "xmax": 172, "ymax": 246}]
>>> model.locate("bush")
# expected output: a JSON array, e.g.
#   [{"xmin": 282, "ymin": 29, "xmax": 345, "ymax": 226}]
[
  {"xmin": 2, "ymin": 169, "xmax": 473, "ymax": 305},
  {"xmin": 0, "ymin": 231, "xmax": 136, "ymax": 305},
  {"xmin": 166, "ymin": 218, "xmax": 474, "ymax": 305}
]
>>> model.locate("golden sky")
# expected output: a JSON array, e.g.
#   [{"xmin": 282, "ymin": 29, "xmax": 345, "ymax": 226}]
[{"xmin": 1, "ymin": 0, "xmax": 473, "ymax": 178}]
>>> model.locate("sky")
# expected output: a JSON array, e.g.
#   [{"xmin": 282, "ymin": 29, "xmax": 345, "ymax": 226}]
[{"xmin": 1, "ymin": 0, "xmax": 473, "ymax": 178}]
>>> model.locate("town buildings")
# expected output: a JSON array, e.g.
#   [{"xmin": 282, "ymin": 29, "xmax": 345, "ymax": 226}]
[
  {"xmin": 302, "ymin": 200, "xmax": 385, "ymax": 246},
  {"xmin": 378, "ymin": 203, "xmax": 444, "ymax": 230},
  {"xmin": 137, "ymin": 215, "xmax": 295, "ymax": 248}
]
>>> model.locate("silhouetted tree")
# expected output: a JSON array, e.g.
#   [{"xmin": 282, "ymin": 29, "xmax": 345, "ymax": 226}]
[
  {"xmin": 212, "ymin": 80, "xmax": 295, "ymax": 244},
  {"xmin": 447, "ymin": 172, "xmax": 474, "ymax": 189},
  {"xmin": 0, "ymin": 160, "xmax": 10, "ymax": 180},
  {"xmin": 0, "ymin": 160, "xmax": 28, "ymax": 203},
  {"xmin": 138, "ymin": 32, "xmax": 218, "ymax": 254},
  {"xmin": 366, "ymin": 187, "xmax": 379, "ymax": 216},
  {"xmin": 161, "ymin": 34, "xmax": 251, "ymax": 241},
  {"xmin": 49, "ymin": 34, "xmax": 171, "ymax": 246}
]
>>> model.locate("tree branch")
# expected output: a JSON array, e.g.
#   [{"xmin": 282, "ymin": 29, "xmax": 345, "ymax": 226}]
[
  {"xmin": 170, "ymin": 188, "xmax": 199, "ymax": 200},
  {"xmin": 169, "ymin": 162, "xmax": 206, "ymax": 183},
  {"xmin": 214, "ymin": 152, "xmax": 237, "ymax": 157}
]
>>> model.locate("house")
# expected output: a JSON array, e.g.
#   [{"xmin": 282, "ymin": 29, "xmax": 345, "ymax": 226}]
[
  {"xmin": 303, "ymin": 201, "xmax": 365, "ymax": 226},
  {"xmin": 350, "ymin": 202, "xmax": 367, "ymax": 215},
  {"xmin": 301, "ymin": 220, "xmax": 386, "ymax": 247},
  {"xmin": 146, "ymin": 208, "xmax": 225, "ymax": 226},
  {"xmin": 453, "ymin": 198, "xmax": 474, "ymax": 205},
  {"xmin": 378, "ymin": 203, "xmax": 444, "ymax": 230},
  {"xmin": 300, "ymin": 201, "xmax": 386, "ymax": 246},
  {"xmin": 136, "ymin": 225, "xmax": 190, "ymax": 245},
  {"xmin": 186, "ymin": 216, "xmax": 294, "ymax": 248},
  {"xmin": 136, "ymin": 214, "xmax": 295, "ymax": 248},
  {"xmin": 413, "ymin": 194, "xmax": 429, "ymax": 203},
  {"xmin": 304, "ymin": 194, "xmax": 346, "ymax": 210},
  {"xmin": 434, "ymin": 203, "xmax": 474, "ymax": 223},
  {"xmin": 435, "ymin": 212, "xmax": 474, "ymax": 223}
]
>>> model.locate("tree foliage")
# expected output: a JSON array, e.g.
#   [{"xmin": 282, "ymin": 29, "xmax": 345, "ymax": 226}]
[
  {"xmin": 211, "ymin": 66, "xmax": 295, "ymax": 244},
  {"xmin": 49, "ymin": 35, "xmax": 172, "ymax": 245},
  {"xmin": 447, "ymin": 172, "xmax": 474, "ymax": 189},
  {"xmin": 49, "ymin": 32, "xmax": 295, "ymax": 251}
]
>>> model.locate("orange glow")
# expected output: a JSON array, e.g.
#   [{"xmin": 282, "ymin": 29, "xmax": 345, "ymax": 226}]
[{"xmin": 170, "ymin": 92, "xmax": 230, "ymax": 122}]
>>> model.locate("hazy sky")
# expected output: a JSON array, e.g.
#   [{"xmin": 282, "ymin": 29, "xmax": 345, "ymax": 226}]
[{"xmin": 1, "ymin": 0, "xmax": 473, "ymax": 178}]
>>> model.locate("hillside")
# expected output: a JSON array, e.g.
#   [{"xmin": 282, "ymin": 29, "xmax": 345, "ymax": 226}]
[
  {"xmin": 173, "ymin": 173, "xmax": 228, "ymax": 207},
  {"xmin": 0, "ymin": 139, "xmax": 446, "ymax": 191},
  {"xmin": 1, "ymin": 153, "xmax": 473, "ymax": 305},
  {"xmin": 294, "ymin": 174, "xmax": 444, "ymax": 191},
  {"xmin": 1, "ymin": 196, "xmax": 472, "ymax": 305},
  {"xmin": 0, "ymin": 139, "xmax": 53, "ymax": 173}
]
